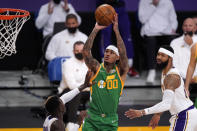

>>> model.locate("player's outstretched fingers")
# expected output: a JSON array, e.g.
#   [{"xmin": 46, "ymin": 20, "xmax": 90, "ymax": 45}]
[
  {"xmin": 125, "ymin": 109, "xmax": 135, "ymax": 119},
  {"xmin": 125, "ymin": 109, "xmax": 142, "ymax": 119}
]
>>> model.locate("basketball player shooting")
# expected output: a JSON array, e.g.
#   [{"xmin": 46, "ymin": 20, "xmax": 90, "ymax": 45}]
[
  {"xmin": 125, "ymin": 45, "xmax": 197, "ymax": 131},
  {"xmin": 82, "ymin": 14, "xmax": 129, "ymax": 131},
  {"xmin": 43, "ymin": 70, "xmax": 93, "ymax": 131}
]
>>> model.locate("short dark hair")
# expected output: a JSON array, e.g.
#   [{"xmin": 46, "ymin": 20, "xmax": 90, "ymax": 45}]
[
  {"xmin": 45, "ymin": 95, "xmax": 60, "ymax": 114},
  {"xmin": 66, "ymin": 14, "xmax": 78, "ymax": 22},
  {"xmin": 160, "ymin": 45, "xmax": 174, "ymax": 54},
  {"xmin": 73, "ymin": 41, "xmax": 84, "ymax": 50}
]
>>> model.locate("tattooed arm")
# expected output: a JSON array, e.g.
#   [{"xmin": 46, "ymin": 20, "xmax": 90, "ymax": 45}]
[
  {"xmin": 83, "ymin": 23, "xmax": 107, "ymax": 73},
  {"xmin": 113, "ymin": 14, "xmax": 129, "ymax": 82},
  {"xmin": 164, "ymin": 74, "xmax": 180, "ymax": 91}
]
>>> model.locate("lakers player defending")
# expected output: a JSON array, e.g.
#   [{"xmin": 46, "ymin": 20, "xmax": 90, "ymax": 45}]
[
  {"xmin": 43, "ymin": 70, "xmax": 93, "ymax": 131},
  {"xmin": 125, "ymin": 45, "xmax": 197, "ymax": 131},
  {"xmin": 82, "ymin": 14, "xmax": 129, "ymax": 131}
]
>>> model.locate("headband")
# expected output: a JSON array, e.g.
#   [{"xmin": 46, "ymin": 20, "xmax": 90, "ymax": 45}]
[
  {"xmin": 158, "ymin": 48, "xmax": 174, "ymax": 58},
  {"xmin": 106, "ymin": 45, "xmax": 119, "ymax": 56}
]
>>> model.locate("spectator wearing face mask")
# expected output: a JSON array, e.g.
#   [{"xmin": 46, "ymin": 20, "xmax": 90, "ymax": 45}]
[
  {"xmin": 35, "ymin": 0, "xmax": 81, "ymax": 38},
  {"xmin": 45, "ymin": 14, "xmax": 88, "ymax": 61},
  {"xmin": 58, "ymin": 41, "xmax": 89, "ymax": 131}
]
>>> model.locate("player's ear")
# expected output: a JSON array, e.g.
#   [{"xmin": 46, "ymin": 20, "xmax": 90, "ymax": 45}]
[
  {"xmin": 169, "ymin": 56, "xmax": 173, "ymax": 63},
  {"xmin": 116, "ymin": 55, "xmax": 119, "ymax": 61}
]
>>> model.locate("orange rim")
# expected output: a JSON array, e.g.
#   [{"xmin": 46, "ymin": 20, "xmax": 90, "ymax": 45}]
[{"xmin": 0, "ymin": 8, "xmax": 30, "ymax": 20}]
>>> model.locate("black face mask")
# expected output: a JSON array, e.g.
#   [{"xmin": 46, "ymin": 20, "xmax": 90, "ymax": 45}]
[
  {"xmin": 156, "ymin": 59, "xmax": 168, "ymax": 70},
  {"xmin": 184, "ymin": 31, "xmax": 193, "ymax": 37},
  {"xmin": 68, "ymin": 27, "xmax": 77, "ymax": 34},
  {"xmin": 75, "ymin": 53, "xmax": 83, "ymax": 60},
  {"xmin": 53, "ymin": 0, "xmax": 61, "ymax": 4}
]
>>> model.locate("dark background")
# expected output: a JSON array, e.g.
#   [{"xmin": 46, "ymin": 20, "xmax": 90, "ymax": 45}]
[
  {"xmin": 0, "ymin": 0, "xmax": 197, "ymax": 70},
  {"xmin": 0, "ymin": 11, "xmax": 197, "ymax": 70}
]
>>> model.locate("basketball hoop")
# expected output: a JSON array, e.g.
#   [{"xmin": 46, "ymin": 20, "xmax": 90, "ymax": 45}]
[{"xmin": 0, "ymin": 8, "xmax": 30, "ymax": 59}]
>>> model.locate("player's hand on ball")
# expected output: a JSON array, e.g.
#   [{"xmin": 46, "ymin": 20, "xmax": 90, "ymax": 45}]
[
  {"xmin": 94, "ymin": 23, "xmax": 107, "ymax": 30},
  {"xmin": 113, "ymin": 13, "xmax": 119, "ymax": 31},
  {"xmin": 125, "ymin": 109, "xmax": 143, "ymax": 119}
]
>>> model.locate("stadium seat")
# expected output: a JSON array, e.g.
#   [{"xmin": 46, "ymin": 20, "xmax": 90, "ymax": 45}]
[{"xmin": 47, "ymin": 56, "xmax": 70, "ymax": 84}]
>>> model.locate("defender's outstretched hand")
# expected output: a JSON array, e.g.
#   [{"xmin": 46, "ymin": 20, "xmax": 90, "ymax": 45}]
[{"xmin": 125, "ymin": 109, "xmax": 143, "ymax": 119}]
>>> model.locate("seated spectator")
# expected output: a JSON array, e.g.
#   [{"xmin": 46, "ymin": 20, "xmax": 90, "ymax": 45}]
[
  {"xmin": 35, "ymin": 0, "xmax": 81, "ymax": 38},
  {"xmin": 171, "ymin": 18, "xmax": 197, "ymax": 80},
  {"xmin": 96, "ymin": 0, "xmax": 139, "ymax": 77},
  {"xmin": 45, "ymin": 14, "xmax": 87, "ymax": 61},
  {"xmin": 58, "ymin": 41, "xmax": 89, "ymax": 131},
  {"xmin": 138, "ymin": 0, "xmax": 178, "ymax": 83}
]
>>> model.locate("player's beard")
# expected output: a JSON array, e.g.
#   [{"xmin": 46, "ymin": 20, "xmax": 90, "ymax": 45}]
[{"xmin": 156, "ymin": 59, "xmax": 168, "ymax": 70}]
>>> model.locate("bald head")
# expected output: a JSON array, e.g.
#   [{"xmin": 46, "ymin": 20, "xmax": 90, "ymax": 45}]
[{"xmin": 182, "ymin": 18, "xmax": 196, "ymax": 33}]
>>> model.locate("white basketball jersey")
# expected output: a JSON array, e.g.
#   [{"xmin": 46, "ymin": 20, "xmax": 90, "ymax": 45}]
[
  {"xmin": 161, "ymin": 67, "xmax": 193, "ymax": 115},
  {"xmin": 43, "ymin": 115, "xmax": 58, "ymax": 131}
]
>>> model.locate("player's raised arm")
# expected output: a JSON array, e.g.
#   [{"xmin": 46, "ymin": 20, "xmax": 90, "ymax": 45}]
[
  {"xmin": 82, "ymin": 23, "xmax": 106, "ymax": 73},
  {"xmin": 113, "ymin": 14, "xmax": 129, "ymax": 81},
  {"xmin": 185, "ymin": 44, "xmax": 197, "ymax": 94}
]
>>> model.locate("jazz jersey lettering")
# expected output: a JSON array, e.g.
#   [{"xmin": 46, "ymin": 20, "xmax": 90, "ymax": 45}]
[{"xmin": 89, "ymin": 63, "xmax": 124, "ymax": 114}]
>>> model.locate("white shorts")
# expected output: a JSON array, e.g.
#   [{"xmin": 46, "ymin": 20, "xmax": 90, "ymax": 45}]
[{"xmin": 169, "ymin": 106, "xmax": 197, "ymax": 131}]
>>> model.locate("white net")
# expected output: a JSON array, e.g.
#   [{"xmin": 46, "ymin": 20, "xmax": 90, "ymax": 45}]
[{"xmin": 0, "ymin": 9, "xmax": 30, "ymax": 59}]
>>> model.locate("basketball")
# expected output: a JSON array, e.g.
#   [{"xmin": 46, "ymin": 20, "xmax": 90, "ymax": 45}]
[{"xmin": 95, "ymin": 4, "xmax": 116, "ymax": 26}]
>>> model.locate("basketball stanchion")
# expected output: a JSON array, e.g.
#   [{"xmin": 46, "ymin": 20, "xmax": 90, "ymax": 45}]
[{"xmin": 0, "ymin": 8, "xmax": 30, "ymax": 59}]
